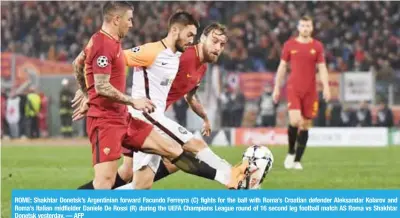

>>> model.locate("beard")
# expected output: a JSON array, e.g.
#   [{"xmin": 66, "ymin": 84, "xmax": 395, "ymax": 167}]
[
  {"xmin": 300, "ymin": 31, "xmax": 311, "ymax": 38},
  {"xmin": 118, "ymin": 28, "xmax": 128, "ymax": 39},
  {"xmin": 203, "ymin": 44, "xmax": 219, "ymax": 63},
  {"xmin": 175, "ymin": 37, "xmax": 186, "ymax": 52}
]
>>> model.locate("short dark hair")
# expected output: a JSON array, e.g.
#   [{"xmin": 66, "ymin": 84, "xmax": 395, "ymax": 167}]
[
  {"xmin": 102, "ymin": 1, "xmax": 134, "ymax": 20},
  {"xmin": 202, "ymin": 23, "xmax": 227, "ymax": 37},
  {"xmin": 300, "ymin": 15, "xmax": 313, "ymax": 22},
  {"xmin": 168, "ymin": 11, "xmax": 200, "ymax": 31}
]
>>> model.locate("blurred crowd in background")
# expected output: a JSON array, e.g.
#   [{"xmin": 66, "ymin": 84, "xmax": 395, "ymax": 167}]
[
  {"xmin": 1, "ymin": 1, "xmax": 399, "ymax": 138},
  {"xmin": 2, "ymin": 1, "xmax": 399, "ymax": 73}
]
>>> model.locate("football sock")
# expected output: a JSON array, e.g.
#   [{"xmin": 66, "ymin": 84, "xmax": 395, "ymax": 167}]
[
  {"xmin": 288, "ymin": 125, "xmax": 298, "ymax": 154},
  {"xmin": 295, "ymin": 130, "xmax": 309, "ymax": 162},
  {"xmin": 112, "ymin": 173, "xmax": 128, "ymax": 189},
  {"xmin": 78, "ymin": 173, "xmax": 128, "ymax": 190},
  {"xmin": 115, "ymin": 181, "xmax": 136, "ymax": 190},
  {"xmin": 77, "ymin": 181, "xmax": 94, "ymax": 189},
  {"xmin": 153, "ymin": 160, "xmax": 171, "ymax": 182},
  {"xmin": 196, "ymin": 147, "xmax": 232, "ymax": 171},
  {"xmin": 172, "ymin": 151, "xmax": 229, "ymax": 185}
]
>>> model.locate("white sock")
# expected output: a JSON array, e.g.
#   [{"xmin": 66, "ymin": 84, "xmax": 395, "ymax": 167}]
[
  {"xmin": 115, "ymin": 181, "xmax": 135, "ymax": 190},
  {"xmin": 196, "ymin": 147, "xmax": 232, "ymax": 171},
  {"xmin": 214, "ymin": 170, "xmax": 231, "ymax": 186}
]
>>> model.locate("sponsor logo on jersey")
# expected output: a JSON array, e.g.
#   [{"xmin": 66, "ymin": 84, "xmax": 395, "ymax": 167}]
[
  {"xmin": 178, "ymin": 127, "xmax": 188, "ymax": 134},
  {"xmin": 290, "ymin": 50, "xmax": 298, "ymax": 54}
]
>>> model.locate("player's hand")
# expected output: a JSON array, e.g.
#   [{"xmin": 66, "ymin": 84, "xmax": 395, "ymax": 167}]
[
  {"xmin": 202, "ymin": 119, "xmax": 211, "ymax": 136},
  {"xmin": 72, "ymin": 96, "xmax": 89, "ymax": 121},
  {"xmin": 131, "ymin": 98, "xmax": 156, "ymax": 114},
  {"xmin": 71, "ymin": 89, "xmax": 84, "ymax": 108},
  {"xmin": 272, "ymin": 88, "xmax": 280, "ymax": 103},
  {"xmin": 323, "ymin": 87, "xmax": 331, "ymax": 102}
]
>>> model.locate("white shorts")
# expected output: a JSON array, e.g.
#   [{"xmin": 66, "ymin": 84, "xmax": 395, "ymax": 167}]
[{"xmin": 128, "ymin": 107, "xmax": 194, "ymax": 173}]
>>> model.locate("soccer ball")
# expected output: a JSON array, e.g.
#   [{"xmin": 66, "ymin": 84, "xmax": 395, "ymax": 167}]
[{"xmin": 238, "ymin": 145, "xmax": 274, "ymax": 190}]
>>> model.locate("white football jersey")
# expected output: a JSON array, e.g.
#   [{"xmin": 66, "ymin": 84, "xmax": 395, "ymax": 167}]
[{"xmin": 124, "ymin": 41, "xmax": 181, "ymax": 112}]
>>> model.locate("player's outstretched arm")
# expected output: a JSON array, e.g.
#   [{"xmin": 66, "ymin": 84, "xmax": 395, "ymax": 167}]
[
  {"xmin": 184, "ymin": 86, "xmax": 211, "ymax": 136},
  {"xmin": 94, "ymin": 74, "xmax": 155, "ymax": 113},
  {"xmin": 272, "ymin": 60, "xmax": 288, "ymax": 103}
]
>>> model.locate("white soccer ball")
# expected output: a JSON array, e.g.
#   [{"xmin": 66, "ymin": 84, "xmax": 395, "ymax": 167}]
[{"xmin": 239, "ymin": 145, "xmax": 274, "ymax": 190}]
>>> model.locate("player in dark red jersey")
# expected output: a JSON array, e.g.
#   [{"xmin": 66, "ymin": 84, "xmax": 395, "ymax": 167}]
[
  {"xmin": 72, "ymin": 6, "xmax": 248, "ymax": 190},
  {"xmin": 272, "ymin": 16, "xmax": 331, "ymax": 170},
  {"xmin": 71, "ymin": 1, "xmax": 156, "ymax": 189}
]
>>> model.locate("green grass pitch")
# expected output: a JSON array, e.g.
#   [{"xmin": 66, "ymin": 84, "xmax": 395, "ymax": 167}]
[{"xmin": 2, "ymin": 144, "xmax": 400, "ymax": 217}]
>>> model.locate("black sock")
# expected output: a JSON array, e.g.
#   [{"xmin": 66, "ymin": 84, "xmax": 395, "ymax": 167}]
[
  {"xmin": 288, "ymin": 125, "xmax": 298, "ymax": 154},
  {"xmin": 295, "ymin": 130, "xmax": 309, "ymax": 162},
  {"xmin": 78, "ymin": 181, "xmax": 94, "ymax": 189},
  {"xmin": 112, "ymin": 173, "xmax": 128, "ymax": 189},
  {"xmin": 171, "ymin": 151, "xmax": 216, "ymax": 180},
  {"xmin": 154, "ymin": 160, "xmax": 170, "ymax": 182}
]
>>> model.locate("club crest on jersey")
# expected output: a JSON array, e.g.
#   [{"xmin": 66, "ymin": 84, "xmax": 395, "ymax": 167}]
[
  {"xmin": 97, "ymin": 56, "xmax": 108, "ymax": 68},
  {"xmin": 103, "ymin": 147, "xmax": 110, "ymax": 155},
  {"xmin": 131, "ymin": 46, "xmax": 141, "ymax": 53},
  {"xmin": 310, "ymin": 49, "xmax": 316, "ymax": 54}
]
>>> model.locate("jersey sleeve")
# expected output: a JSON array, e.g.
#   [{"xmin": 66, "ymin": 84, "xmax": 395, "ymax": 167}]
[
  {"xmin": 123, "ymin": 42, "xmax": 163, "ymax": 67},
  {"xmin": 91, "ymin": 39, "xmax": 114, "ymax": 75},
  {"xmin": 281, "ymin": 41, "xmax": 290, "ymax": 62},
  {"xmin": 316, "ymin": 42, "xmax": 326, "ymax": 64}
]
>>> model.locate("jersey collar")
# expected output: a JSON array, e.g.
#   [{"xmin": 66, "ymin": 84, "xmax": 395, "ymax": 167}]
[{"xmin": 100, "ymin": 29, "xmax": 120, "ymax": 42}]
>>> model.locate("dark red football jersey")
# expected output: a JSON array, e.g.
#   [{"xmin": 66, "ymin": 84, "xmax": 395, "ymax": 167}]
[
  {"xmin": 84, "ymin": 30, "xmax": 127, "ymax": 118},
  {"xmin": 166, "ymin": 46, "xmax": 207, "ymax": 109},
  {"xmin": 281, "ymin": 38, "xmax": 325, "ymax": 93}
]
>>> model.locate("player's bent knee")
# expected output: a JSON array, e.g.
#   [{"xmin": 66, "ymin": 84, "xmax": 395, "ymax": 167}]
[
  {"xmin": 302, "ymin": 120, "xmax": 312, "ymax": 130},
  {"xmin": 118, "ymin": 157, "xmax": 133, "ymax": 182},
  {"xmin": 93, "ymin": 161, "xmax": 119, "ymax": 189},
  {"xmin": 93, "ymin": 175, "xmax": 115, "ymax": 189},
  {"xmin": 289, "ymin": 118, "xmax": 302, "ymax": 127},
  {"xmin": 183, "ymin": 139, "xmax": 207, "ymax": 154},
  {"xmin": 288, "ymin": 111, "xmax": 303, "ymax": 127},
  {"xmin": 134, "ymin": 167, "xmax": 155, "ymax": 190}
]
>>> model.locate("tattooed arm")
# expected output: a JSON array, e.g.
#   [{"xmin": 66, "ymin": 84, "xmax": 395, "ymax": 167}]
[
  {"xmin": 94, "ymin": 74, "xmax": 155, "ymax": 112},
  {"xmin": 185, "ymin": 87, "xmax": 211, "ymax": 136},
  {"xmin": 72, "ymin": 51, "xmax": 87, "ymax": 95}
]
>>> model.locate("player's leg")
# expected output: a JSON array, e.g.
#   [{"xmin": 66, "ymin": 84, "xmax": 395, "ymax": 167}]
[
  {"xmin": 285, "ymin": 91, "xmax": 303, "ymax": 169},
  {"xmin": 154, "ymin": 158, "xmax": 179, "ymax": 182},
  {"xmin": 152, "ymin": 139, "xmax": 232, "ymax": 182},
  {"xmin": 143, "ymin": 113, "xmax": 232, "ymax": 181},
  {"xmin": 118, "ymin": 154, "xmax": 133, "ymax": 182},
  {"xmin": 124, "ymin": 116, "xmax": 248, "ymax": 189},
  {"xmin": 78, "ymin": 151, "xmax": 133, "ymax": 190},
  {"xmin": 185, "ymin": 139, "xmax": 232, "ymax": 171},
  {"xmin": 78, "ymin": 117, "xmax": 124, "ymax": 189},
  {"xmin": 293, "ymin": 95, "xmax": 318, "ymax": 170}
]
